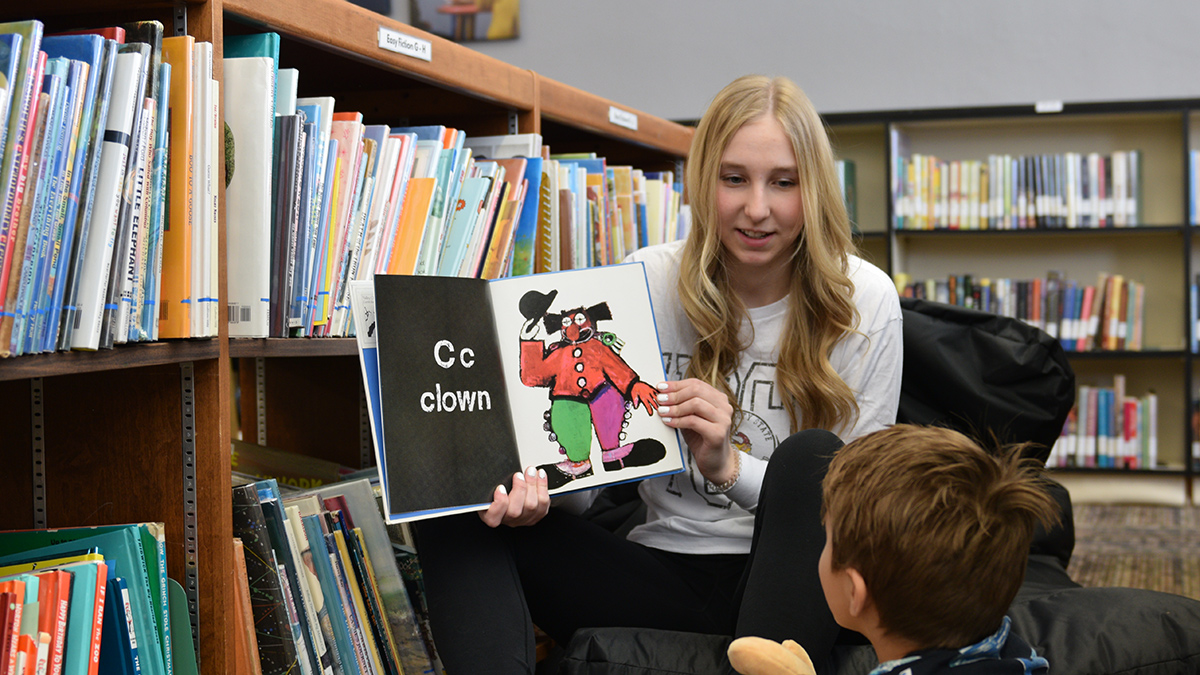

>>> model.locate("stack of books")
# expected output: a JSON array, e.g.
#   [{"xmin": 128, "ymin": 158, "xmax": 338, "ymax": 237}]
[
  {"xmin": 893, "ymin": 149, "xmax": 1143, "ymax": 230},
  {"xmin": 221, "ymin": 32, "xmax": 686, "ymax": 339},
  {"xmin": 1050, "ymin": 374, "xmax": 1158, "ymax": 470},
  {"xmin": 0, "ymin": 19, "xmax": 221, "ymax": 358},
  {"xmin": 895, "ymin": 270, "xmax": 1146, "ymax": 352},
  {"xmin": 230, "ymin": 476, "xmax": 439, "ymax": 675},
  {"xmin": 0, "ymin": 522, "xmax": 196, "ymax": 675}
]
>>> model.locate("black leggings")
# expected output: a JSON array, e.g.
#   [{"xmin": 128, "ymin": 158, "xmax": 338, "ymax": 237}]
[{"xmin": 412, "ymin": 428, "xmax": 844, "ymax": 674}]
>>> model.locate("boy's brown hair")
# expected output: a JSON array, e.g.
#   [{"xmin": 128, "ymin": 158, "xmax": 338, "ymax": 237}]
[{"xmin": 821, "ymin": 424, "xmax": 1059, "ymax": 649}]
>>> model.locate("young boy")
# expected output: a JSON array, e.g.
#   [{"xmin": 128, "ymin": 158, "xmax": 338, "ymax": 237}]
[{"xmin": 818, "ymin": 424, "xmax": 1059, "ymax": 674}]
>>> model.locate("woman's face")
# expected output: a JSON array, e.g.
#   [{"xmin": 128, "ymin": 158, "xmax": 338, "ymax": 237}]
[{"xmin": 715, "ymin": 113, "xmax": 804, "ymax": 303}]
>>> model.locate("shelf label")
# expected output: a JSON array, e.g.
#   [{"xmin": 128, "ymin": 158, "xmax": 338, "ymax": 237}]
[
  {"xmin": 609, "ymin": 106, "xmax": 638, "ymax": 131},
  {"xmin": 378, "ymin": 26, "xmax": 432, "ymax": 62},
  {"xmin": 1035, "ymin": 100, "xmax": 1064, "ymax": 114}
]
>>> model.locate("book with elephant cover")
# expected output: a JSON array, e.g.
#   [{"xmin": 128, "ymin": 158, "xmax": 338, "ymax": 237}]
[{"xmin": 365, "ymin": 262, "xmax": 684, "ymax": 522}]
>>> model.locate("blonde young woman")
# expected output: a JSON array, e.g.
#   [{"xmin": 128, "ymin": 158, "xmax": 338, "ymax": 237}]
[{"xmin": 413, "ymin": 74, "xmax": 902, "ymax": 673}]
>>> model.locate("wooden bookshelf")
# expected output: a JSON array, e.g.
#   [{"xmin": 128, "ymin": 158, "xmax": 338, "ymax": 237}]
[
  {"xmin": 825, "ymin": 100, "xmax": 1200, "ymax": 501},
  {"xmin": 0, "ymin": 0, "xmax": 693, "ymax": 670}
]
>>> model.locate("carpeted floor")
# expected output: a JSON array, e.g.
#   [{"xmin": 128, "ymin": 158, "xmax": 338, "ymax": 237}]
[{"xmin": 1068, "ymin": 503, "xmax": 1200, "ymax": 601}]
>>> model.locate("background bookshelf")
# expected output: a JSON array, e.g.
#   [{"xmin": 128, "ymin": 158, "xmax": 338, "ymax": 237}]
[
  {"xmin": 0, "ymin": 0, "xmax": 693, "ymax": 670},
  {"xmin": 826, "ymin": 100, "xmax": 1200, "ymax": 505}
]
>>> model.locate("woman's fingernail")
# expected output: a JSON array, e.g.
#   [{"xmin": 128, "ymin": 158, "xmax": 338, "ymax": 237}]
[
  {"xmin": 498, "ymin": 484, "xmax": 507, "ymax": 495},
  {"xmin": 661, "ymin": 417, "xmax": 673, "ymax": 424},
  {"xmin": 656, "ymin": 381, "xmax": 668, "ymax": 390},
  {"xmin": 658, "ymin": 405, "xmax": 670, "ymax": 415},
  {"xmin": 657, "ymin": 394, "xmax": 669, "ymax": 403},
  {"xmin": 526, "ymin": 465, "xmax": 538, "ymax": 477},
  {"xmin": 538, "ymin": 468, "xmax": 547, "ymax": 480},
  {"xmin": 514, "ymin": 471, "xmax": 525, "ymax": 481}
]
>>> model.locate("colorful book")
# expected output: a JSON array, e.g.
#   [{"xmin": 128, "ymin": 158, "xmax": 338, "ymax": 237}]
[
  {"xmin": 436, "ymin": 176, "xmax": 491, "ymax": 278},
  {"xmin": 98, "ymin": 576, "xmax": 139, "ymax": 675},
  {"xmin": 7, "ymin": 64, "xmax": 64, "ymax": 356},
  {"xmin": 0, "ymin": 20, "xmax": 44, "ymax": 314},
  {"xmin": 294, "ymin": 510, "xmax": 359, "ymax": 675},
  {"xmin": 384, "ymin": 177, "xmax": 435, "ymax": 275},
  {"xmin": 305, "ymin": 476, "xmax": 434, "ymax": 674},
  {"xmin": 370, "ymin": 263, "xmax": 685, "ymax": 521},
  {"xmin": 231, "ymin": 538, "xmax": 263, "ymax": 675},
  {"xmin": 0, "ymin": 525, "xmax": 166, "ymax": 675},
  {"xmin": 39, "ymin": 34, "xmax": 107, "ymax": 351},
  {"xmin": 0, "ymin": 51, "xmax": 48, "ymax": 356},
  {"xmin": 231, "ymin": 483, "xmax": 300, "ymax": 675},
  {"xmin": 507, "ymin": 157, "xmax": 544, "ymax": 277},
  {"xmin": 284, "ymin": 504, "xmax": 349, "ymax": 675},
  {"xmin": 156, "ymin": 35, "xmax": 193, "ymax": 338}
]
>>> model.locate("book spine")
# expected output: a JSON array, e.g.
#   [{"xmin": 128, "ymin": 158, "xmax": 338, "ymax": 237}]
[
  {"xmin": 59, "ymin": 40, "xmax": 117, "ymax": 351},
  {"xmin": 87, "ymin": 564, "xmax": 107, "ymax": 675},
  {"xmin": 0, "ymin": 27, "xmax": 44, "ymax": 309}
]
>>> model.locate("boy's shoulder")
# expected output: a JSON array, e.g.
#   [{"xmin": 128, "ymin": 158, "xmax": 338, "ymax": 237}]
[{"xmin": 872, "ymin": 619, "xmax": 1047, "ymax": 675}]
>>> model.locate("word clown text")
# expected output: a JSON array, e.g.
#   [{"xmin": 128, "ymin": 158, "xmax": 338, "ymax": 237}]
[{"xmin": 420, "ymin": 339, "xmax": 494, "ymax": 413}]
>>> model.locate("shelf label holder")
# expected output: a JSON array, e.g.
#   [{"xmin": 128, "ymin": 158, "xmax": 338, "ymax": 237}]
[
  {"xmin": 1035, "ymin": 100, "xmax": 1064, "ymax": 114},
  {"xmin": 608, "ymin": 106, "xmax": 638, "ymax": 131},
  {"xmin": 378, "ymin": 26, "xmax": 432, "ymax": 62}
]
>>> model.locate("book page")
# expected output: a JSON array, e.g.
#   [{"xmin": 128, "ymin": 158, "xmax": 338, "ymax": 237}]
[
  {"xmin": 373, "ymin": 274, "xmax": 521, "ymax": 521},
  {"xmin": 489, "ymin": 262, "xmax": 684, "ymax": 493}
]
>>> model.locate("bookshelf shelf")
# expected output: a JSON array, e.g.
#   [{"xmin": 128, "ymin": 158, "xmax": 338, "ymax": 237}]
[
  {"xmin": 536, "ymin": 76, "xmax": 693, "ymax": 158},
  {"xmin": 228, "ymin": 337, "xmax": 358, "ymax": 359},
  {"xmin": 893, "ymin": 225, "xmax": 1187, "ymax": 238},
  {"xmin": 3, "ymin": 0, "xmax": 693, "ymax": 670},
  {"xmin": 1065, "ymin": 350, "xmax": 1189, "ymax": 361},
  {"xmin": 1049, "ymin": 466, "xmax": 1191, "ymax": 477},
  {"xmin": 827, "ymin": 100, "xmax": 1200, "ymax": 501},
  {"xmin": 0, "ymin": 340, "xmax": 221, "ymax": 381},
  {"xmin": 223, "ymin": 0, "xmax": 536, "ymax": 112}
]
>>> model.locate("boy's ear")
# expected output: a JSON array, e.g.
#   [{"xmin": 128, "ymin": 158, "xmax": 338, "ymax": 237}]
[{"xmin": 846, "ymin": 567, "xmax": 870, "ymax": 618}]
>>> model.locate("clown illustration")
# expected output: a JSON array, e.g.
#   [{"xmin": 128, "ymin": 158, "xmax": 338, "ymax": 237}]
[{"xmin": 518, "ymin": 289, "xmax": 667, "ymax": 489}]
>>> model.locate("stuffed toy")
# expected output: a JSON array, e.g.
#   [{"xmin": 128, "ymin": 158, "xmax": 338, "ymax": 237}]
[{"xmin": 727, "ymin": 636, "xmax": 817, "ymax": 675}]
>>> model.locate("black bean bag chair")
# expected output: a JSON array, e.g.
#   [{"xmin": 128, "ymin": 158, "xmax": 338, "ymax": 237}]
[{"xmin": 552, "ymin": 300, "xmax": 1200, "ymax": 675}]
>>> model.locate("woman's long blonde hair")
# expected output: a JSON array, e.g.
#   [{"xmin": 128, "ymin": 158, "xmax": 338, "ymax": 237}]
[{"xmin": 678, "ymin": 74, "xmax": 859, "ymax": 435}]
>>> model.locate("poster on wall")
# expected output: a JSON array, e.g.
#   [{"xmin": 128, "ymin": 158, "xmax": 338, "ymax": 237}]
[
  {"xmin": 410, "ymin": 0, "xmax": 520, "ymax": 42},
  {"xmin": 344, "ymin": 0, "xmax": 519, "ymax": 42}
]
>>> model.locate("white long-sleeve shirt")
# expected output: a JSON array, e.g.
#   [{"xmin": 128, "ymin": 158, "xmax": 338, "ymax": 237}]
[{"xmin": 619, "ymin": 240, "xmax": 903, "ymax": 555}]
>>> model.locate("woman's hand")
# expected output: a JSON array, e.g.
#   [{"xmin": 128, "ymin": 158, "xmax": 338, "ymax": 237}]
[
  {"xmin": 479, "ymin": 466, "xmax": 550, "ymax": 528},
  {"xmin": 656, "ymin": 379, "xmax": 739, "ymax": 485}
]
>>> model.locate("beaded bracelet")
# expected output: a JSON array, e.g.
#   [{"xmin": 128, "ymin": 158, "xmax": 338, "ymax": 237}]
[{"xmin": 705, "ymin": 450, "xmax": 741, "ymax": 494}]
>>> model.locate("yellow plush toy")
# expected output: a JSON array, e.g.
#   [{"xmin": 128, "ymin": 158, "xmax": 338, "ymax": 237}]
[{"xmin": 727, "ymin": 636, "xmax": 817, "ymax": 675}]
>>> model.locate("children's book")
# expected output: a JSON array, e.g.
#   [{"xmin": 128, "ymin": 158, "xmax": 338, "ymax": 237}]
[
  {"xmin": 40, "ymin": 35, "xmax": 107, "ymax": 351},
  {"xmin": 507, "ymin": 157, "xmax": 543, "ymax": 278},
  {"xmin": 57, "ymin": 37, "xmax": 116, "ymax": 349},
  {"xmin": 294, "ymin": 478, "xmax": 434, "ymax": 675},
  {"xmin": 368, "ymin": 262, "xmax": 684, "ymax": 522},
  {"xmin": 0, "ymin": 20, "xmax": 44, "ymax": 306},
  {"xmin": 231, "ymin": 483, "xmax": 299, "ymax": 675},
  {"xmin": 97, "ymin": 576, "xmax": 139, "ymax": 675},
  {"xmin": 156, "ymin": 34, "xmax": 193, "ymax": 339}
]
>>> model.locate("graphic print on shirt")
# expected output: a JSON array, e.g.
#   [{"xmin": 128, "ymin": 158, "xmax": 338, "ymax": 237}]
[
  {"xmin": 662, "ymin": 351, "xmax": 783, "ymax": 508},
  {"xmin": 518, "ymin": 289, "xmax": 668, "ymax": 490}
]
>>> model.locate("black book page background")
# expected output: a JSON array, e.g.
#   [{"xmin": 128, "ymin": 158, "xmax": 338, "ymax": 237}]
[{"xmin": 373, "ymin": 274, "xmax": 521, "ymax": 517}]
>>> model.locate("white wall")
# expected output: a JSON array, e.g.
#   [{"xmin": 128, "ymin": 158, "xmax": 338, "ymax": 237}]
[{"xmin": 463, "ymin": 0, "xmax": 1200, "ymax": 121}]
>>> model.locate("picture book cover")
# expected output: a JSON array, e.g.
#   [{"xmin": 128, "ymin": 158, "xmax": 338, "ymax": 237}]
[{"xmin": 371, "ymin": 262, "xmax": 684, "ymax": 522}]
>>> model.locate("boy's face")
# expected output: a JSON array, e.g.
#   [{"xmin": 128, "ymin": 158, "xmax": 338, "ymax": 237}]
[{"xmin": 818, "ymin": 517, "xmax": 856, "ymax": 631}]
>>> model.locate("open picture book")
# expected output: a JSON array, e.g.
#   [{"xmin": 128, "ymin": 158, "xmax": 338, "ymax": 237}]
[{"xmin": 352, "ymin": 262, "xmax": 685, "ymax": 522}]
